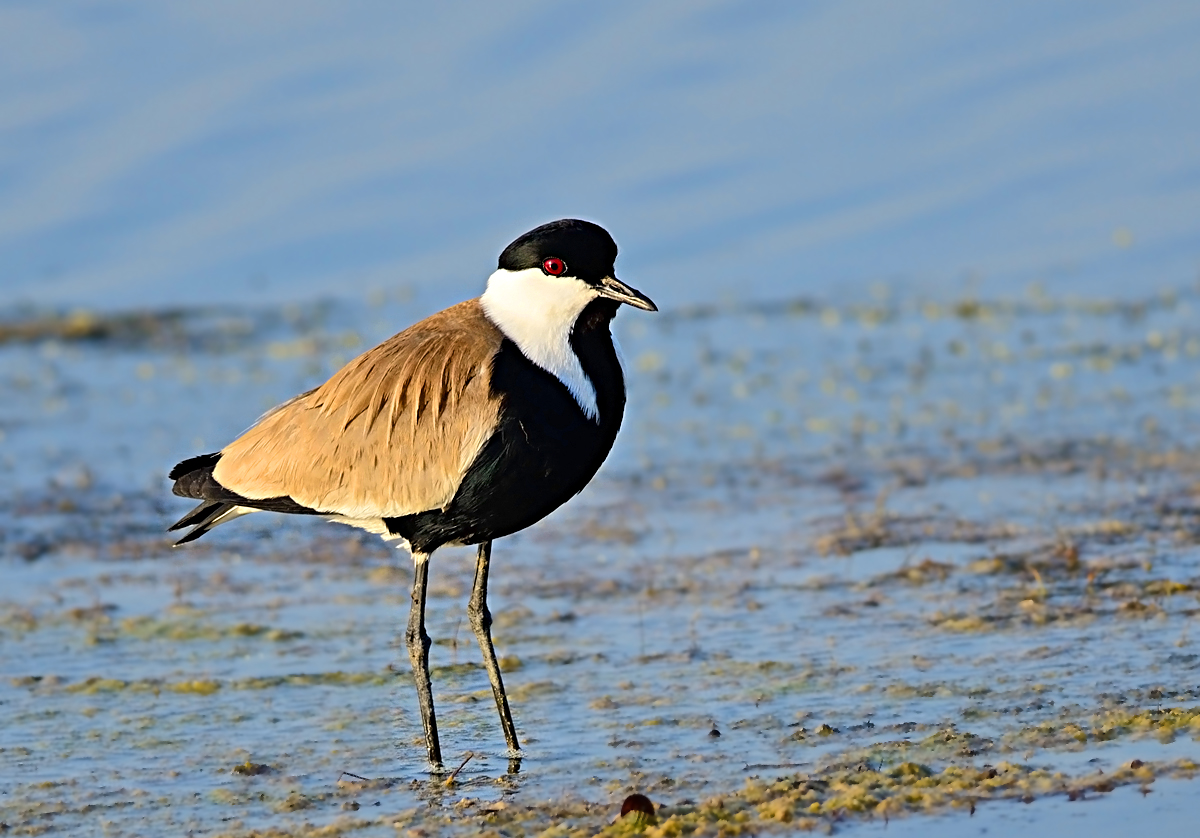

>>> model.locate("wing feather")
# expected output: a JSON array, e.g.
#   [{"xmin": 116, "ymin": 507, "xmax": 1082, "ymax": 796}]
[{"xmin": 212, "ymin": 299, "xmax": 504, "ymax": 518}]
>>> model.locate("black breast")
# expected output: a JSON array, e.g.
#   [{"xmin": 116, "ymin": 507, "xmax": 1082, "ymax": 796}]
[{"xmin": 386, "ymin": 299, "xmax": 626, "ymax": 553}]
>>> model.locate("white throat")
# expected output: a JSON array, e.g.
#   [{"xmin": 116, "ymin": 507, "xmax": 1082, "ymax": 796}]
[{"xmin": 480, "ymin": 267, "xmax": 601, "ymax": 422}]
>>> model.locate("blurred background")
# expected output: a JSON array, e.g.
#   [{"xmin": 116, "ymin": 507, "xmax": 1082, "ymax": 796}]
[{"xmin": 3, "ymin": 0, "xmax": 1199, "ymax": 313}]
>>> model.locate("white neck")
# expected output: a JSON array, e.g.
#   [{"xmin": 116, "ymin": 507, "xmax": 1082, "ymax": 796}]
[{"xmin": 480, "ymin": 267, "xmax": 601, "ymax": 422}]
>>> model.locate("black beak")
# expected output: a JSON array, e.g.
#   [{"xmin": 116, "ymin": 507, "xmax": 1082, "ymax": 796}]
[{"xmin": 596, "ymin": 275, "xmax": 657, "ymax": 312}]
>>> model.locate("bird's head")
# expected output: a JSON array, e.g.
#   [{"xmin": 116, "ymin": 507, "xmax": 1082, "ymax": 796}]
[{"xmin": 484, "ymin": 220, "xmax": 657, "ymax": 334}]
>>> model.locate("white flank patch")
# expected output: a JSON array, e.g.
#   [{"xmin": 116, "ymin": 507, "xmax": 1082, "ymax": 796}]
[
  {"xmin": 326, "ymin": 514, "xmax": 417, "ymax": 553},
  {"xmin": 215, "ymin": 505, "xmax": 257, "ymax": 526},
  {"xmin": 327, "ymin": 514, "xmax": 392, "ymax": 536},
  {"xmin": 481, "ymin": 267, "xmax": 600, "ymax": 422}
]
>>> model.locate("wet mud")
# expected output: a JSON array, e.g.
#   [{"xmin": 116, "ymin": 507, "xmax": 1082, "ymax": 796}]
[{"xmin": 3, "ymin": 281, "xmax": 1200, "ymax": 835}]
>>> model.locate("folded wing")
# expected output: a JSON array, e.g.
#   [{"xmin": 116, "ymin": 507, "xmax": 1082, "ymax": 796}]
[{"xmin": 210, "ymin": 299, "xmax": 505, "ymax": 520}]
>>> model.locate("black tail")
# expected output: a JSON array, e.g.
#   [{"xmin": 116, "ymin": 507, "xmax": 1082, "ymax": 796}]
[
  {"xmin": 170, "ymin": 452, "xmax": 222, "ymax": 493},
  {"xmin": 169, "ymin": 453, "xmax": 232, "ymax": 544},
  {"xmin": 168, "ymin": 451, "xmax": 321, "ymax": 545},
  {"xmin": 169, "ymin": 499, "xmax": 238, "ymax": 544}
]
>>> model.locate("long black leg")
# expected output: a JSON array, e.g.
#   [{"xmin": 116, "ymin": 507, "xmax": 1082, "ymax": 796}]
[
  {"xmin": 468, "ymin": 540, "xmax": 521, "ymax": 755},
  {"xmin": 406, "ymin": 553, "xmax": 443, "ymax": 770}
]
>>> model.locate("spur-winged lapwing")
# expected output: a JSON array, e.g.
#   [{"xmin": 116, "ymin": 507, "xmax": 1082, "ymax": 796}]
[{"xmin": 168, "ymin": 219, "xmax": 656, "ymax": 770}]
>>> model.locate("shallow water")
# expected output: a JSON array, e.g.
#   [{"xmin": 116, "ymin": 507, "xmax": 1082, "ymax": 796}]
[
  {"xmin": 4, "ymin": 280, "xmax": 1200, "ymax": 835},
  {"xmin": 4, "ymin": 3, "xmax": 1200, "ymax": 312}
]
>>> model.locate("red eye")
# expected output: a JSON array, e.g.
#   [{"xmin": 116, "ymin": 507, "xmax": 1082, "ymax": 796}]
[{"xmin": 541, "ymin": 257, "xmax": 566, "ymax": 276}]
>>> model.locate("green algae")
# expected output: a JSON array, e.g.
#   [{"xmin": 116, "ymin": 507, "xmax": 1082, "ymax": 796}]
[
  {"xmin": 222, "ymin": 705, "xmax": 1200, "ymax": 835},
  {"xmin": 3, "ymin": 607, "xmax": 305, "ymax": 644},
  {"xmin": 32, "ymin": 670, "xmax": 400, "ymax": 695},
  {"xmin": 578, "ymin": 757, "xmax": 1193, "ymax": 837},
  {"xmin": 274, "ymin": 792, "xmax": 319, "ymax": 812},
  {"xmin": 208, "ymin": 756, "xmax": 1188, "ymax": 838},
  {"xmin": 63, "ymin": 677, "xmax": 130, "ymax": 694},
  {"xmin": 171, "ymin": 679, "xmax": 222, "ymax": 695},
  {"xmin": 118, "ymin": 615, "xmax": 304, "ymax": 643},
  {"xmin": 211, "ymin": 787, "xmax": 263, "ymax": 806},
  {"xmin": 231, "ymin": 761, "xmax": 275, "ymax": 776},
  {"xmin": 208, "ymin": 819, "xmax": 374, "ymax": 838}
]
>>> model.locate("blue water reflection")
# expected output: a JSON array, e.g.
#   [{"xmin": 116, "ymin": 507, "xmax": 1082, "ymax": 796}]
[{"xmin": 1, "ymin": 2, "xmax": 1198, "ymax": 311}]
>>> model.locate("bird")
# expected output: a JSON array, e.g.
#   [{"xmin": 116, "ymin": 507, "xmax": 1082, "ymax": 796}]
[{"xmin": 167, "ymin": 219, "xmax": 656, "ymax": 771}]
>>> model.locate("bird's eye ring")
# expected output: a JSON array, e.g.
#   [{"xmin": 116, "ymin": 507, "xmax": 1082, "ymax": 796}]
[{"xmin": 541, "ymin": 257, "xmax": 566, "ymax": 276}]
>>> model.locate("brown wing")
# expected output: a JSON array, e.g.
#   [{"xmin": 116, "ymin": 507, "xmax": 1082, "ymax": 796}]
[{"xmin": 212, "ymin": 299, "xmax": 504, "ymax": 518}]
